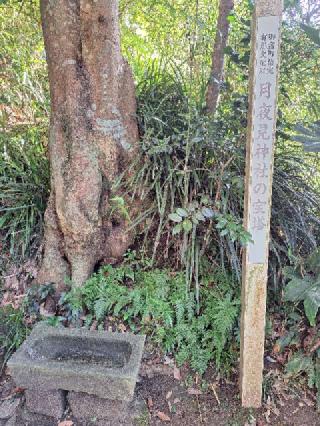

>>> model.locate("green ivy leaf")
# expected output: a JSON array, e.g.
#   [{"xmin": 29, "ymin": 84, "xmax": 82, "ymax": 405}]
[
  {"xmin": 200, "ymin": 196, "xmax": 210, "ymax": 205},
  {"xmin": 195, "ymin": 211, "xmax": 205, "ymax": 222},
  {"xmin": 275, "ymin": 331, "xmax": 296, "ymax": 353},
  {"xmin": 176, "ymin": 208, "xmax": 188, "ymax": 218},
  {"xmin": 216, "ymin": 221, "xmax": 226, "ymax": 229},
  {"xmin": 182, "ymin": 219, "xmax": 192, "ymax": 232},
  {"xmin": 168, "ymin": 213, "xmax": 182, "ymax": 223},
  {"xmin": 283, "ymin": 276, "xmax": 314, "ymax": 302},
  {"xmin": 110, "ymin": 196, "xmax": 125, "ymax": 206},
  {"xmin": 286, "ymin": 353, "xmax": 313, "ymax": 377},
  {"xmin": 172, "ymin": 223, "xmax": 182, "ymax": 235},
  {"xmin": 304, "ymin": 289, "xmax": 320, "ymax": 326},
  {"xmin": 306, "ymin": 248, "xmax": 320, "ymax": 276},
  {"xmin": 202, "ymin": 207, "xmax": 214, "ymax": 218},
  {"xmin": 227, "ymin": 14, "xmax": 236, "ymax": 23}
]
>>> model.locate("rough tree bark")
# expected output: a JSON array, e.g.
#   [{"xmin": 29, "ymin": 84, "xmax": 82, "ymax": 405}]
[
  {"xmin": 37, "ymin": 0, "xmax": 139, "ymax": 288},
  {"xmin": 205, "ymin": 0, "xmax": 234, "ymax": 115}
]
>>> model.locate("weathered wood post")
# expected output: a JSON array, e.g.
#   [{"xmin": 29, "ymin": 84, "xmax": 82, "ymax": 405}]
[{"xmin": 240, "ymin": 0, "xmax": 283, "ymax": 408}]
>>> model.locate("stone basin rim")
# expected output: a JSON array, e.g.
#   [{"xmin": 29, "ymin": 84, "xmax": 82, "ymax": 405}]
[
  {"xmin": 7, "ymin": 322, "xmax": 146, "ymax": 401},
  {"xmin": 8, "ymin": 322, "xmax": 146, "ymax": 379}
]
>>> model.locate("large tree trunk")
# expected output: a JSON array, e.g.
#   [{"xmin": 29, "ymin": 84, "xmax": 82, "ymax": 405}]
[
  {"xmin": 37, "ymin": 0, "xmax": 139, "ymax": 288},
  {"xmin": 205, "ymin": 0, "xmax": 234, "ymax": 115}
]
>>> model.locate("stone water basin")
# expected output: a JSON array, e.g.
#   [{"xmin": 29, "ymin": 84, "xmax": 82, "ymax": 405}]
[{"xmin": 8, "ymin": 322, "xmax": 145, "ymax": 401}]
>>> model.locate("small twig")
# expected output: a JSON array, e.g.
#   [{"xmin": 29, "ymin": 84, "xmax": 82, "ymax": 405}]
[
  {"xmin": 214, "ymin": 156, "xmax": 234, "ymax": 204},
  {"xmin": 210, "ymin": 384, "xmax": 221, "ymax": 406},
  {"xmin": 1, "ymin": 273, "xmax": 18, "ymax": 279},
  {"xmin": 309, "ymin": 339, "xmax": 320, "ymax": 354}
]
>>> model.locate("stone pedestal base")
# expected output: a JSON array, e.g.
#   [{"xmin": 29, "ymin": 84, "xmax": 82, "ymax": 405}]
[
  {"xmin": 19, "ymin": 389, "xmax": 145, "ymax": 425},
  {"xmin": 68, "ymin": 392, "xmax": 128, "ymax": 421},
  {"xmin": 68, "ymin": 392, "xmax": 145, "ymax": 424},
  {"xmin": 25, "ymin": 389, "xmax": 66, "ymax": 419}
]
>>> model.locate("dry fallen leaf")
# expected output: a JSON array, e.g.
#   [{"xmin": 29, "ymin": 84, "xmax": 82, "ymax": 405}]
[
  {"xmin": 164, "ymin": 356, "xmax": 174, "ymax": 365},
  {"xmin": 173, "ymin": 365, "xmax": 181, "ymax": 380},
  {"xmin": 39, "ymin": 303, "xmax": 52, "ymax": 317},
  {"xmin": 156, "ymin": 411, "xmax": 171, "ymax": 422},
  {"xmin": 302, "ymin": 397, "xmax": 314, "ymax": 407},
  {"xmin": 264, "ymin": 408, "xmax": 271, "ymax": 424},
  {"xmin": 90, "ymin": 320, "xmax": 98, "ymax": 331},
  {"xmin": 166, "ymin": 390, "xmax": 172, "ymax": 400},
  {"xmin": 272, "ymin": 406, "xmax": 280, "ymax": 416},
  {"xmin": 58, "ymin": 421, "xmax": 74, "ymax": 426},
  {"xmin": 118, "ymin": 323, "xmax": 127, "ymax": 332},
  {"xmin": 4, "ymin": 274, "xmax": 19, "ymax": 291},
  {"xmin": 272, "ymin": 343, "xmax": 281, "ymax": 354}
]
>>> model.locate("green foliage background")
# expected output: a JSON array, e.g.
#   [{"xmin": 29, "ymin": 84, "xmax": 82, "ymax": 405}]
[{"xmin": 1, "ymin": 0, "xmax": 319, "ymax": 269}]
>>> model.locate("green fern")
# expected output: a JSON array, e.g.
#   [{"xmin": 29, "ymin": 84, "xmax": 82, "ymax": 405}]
[
  {"xmin": 94, "ymin": 298, "xmax": 109, "ymax": 321},
  {"xmin": 210, "ymin": 294, "xmax": 240, "ymax": 368},
  {"xmin": 62, "ymin": 263, "xmax": 240, "ymax": 375}
]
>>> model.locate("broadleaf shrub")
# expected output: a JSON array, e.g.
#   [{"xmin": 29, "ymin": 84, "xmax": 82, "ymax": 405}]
[
  {"xmin": 284, "ymin": 248, "xmax": 320, "ymax": 326},
  {"xmin": 277, "ymin": 250, "xmax": 320, "ymax": 408},
  {"xmin": 128, "ymin": 66, "xmax": 320, "ymax": 298}
]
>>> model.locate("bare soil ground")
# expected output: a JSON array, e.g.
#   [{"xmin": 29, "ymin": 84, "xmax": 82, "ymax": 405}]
[{"xmin": 0, "ymin": 346, "xmax": 319, "ymax": 426}]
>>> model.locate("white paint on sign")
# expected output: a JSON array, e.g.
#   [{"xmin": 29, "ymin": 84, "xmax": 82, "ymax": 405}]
[{"xmin": 247, "ymin": 16, "xmax": 281, "ymax": 264}]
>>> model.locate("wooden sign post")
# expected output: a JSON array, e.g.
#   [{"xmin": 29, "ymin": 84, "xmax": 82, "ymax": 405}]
[{"xmin": 240, "ymin": 0, "xmax": 283, "ymax": 408}]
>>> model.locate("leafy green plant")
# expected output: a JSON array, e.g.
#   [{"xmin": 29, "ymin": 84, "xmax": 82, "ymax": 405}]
[
  {"xmin": 130, "ymin": 78, "xmax": 251, "ymax": 299},
  {"xmin": 169, "ymin": 201, "xmax": 251, "ymax": 245},
  {"xmin": 109, "ymin": 196, "xmax": 131, "ymax": 222},
  {"xmin": 25, "ymin": 282, "xmax": 55, "ymax": 315},
  {"xmin": 0, "ymin": 282, "xmax": 60, "ymax": 370},
  {"xmin": 274, "ymin": 309, "xmax": 320, "ymax": 409},
  {"xmin": 127, "ymin": 67, "xmax": 320, "ymax": 301},
  {"xmin": 61, "ymin": 262, "xmax": 240, "ymax": 374},
  {"xmin": 286, "ymin": 351, "xmax": 320, "ymax": 406},
  {"xmin": 293, "ymin": 122, "xmax": 320, "ymax": 152},
  {"xmin": 0, "ymin": 0, "xmax": 49, "ymax": 266},
  {"xmin": 280, "ymin": 249, "xmax": 320, "ymax": 408},
  {"xmin": 0, "ymin": 305, "xmax": 30, "ymax": 371},
  {"xmin": 0, "ymin": 127, "xmax": 49, "ymax": 262},
  {"xmin": 284, "ymin": 249, "xmax": 320, "ymax": 326}
]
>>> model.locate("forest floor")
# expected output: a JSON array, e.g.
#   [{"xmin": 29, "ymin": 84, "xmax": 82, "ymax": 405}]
[
  {"xmin": 0, "ymin": 342, "xmax": 319, "ymax": 426},
  {"xmin": 0, "ymin": 262, "xmax": 319, "ymax": 425}
]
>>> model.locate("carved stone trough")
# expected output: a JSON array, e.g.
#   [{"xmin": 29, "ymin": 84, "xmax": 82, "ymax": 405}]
[{"xmin": 8, "ymin": 322, "xmax": 145, "ymax": 420}]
